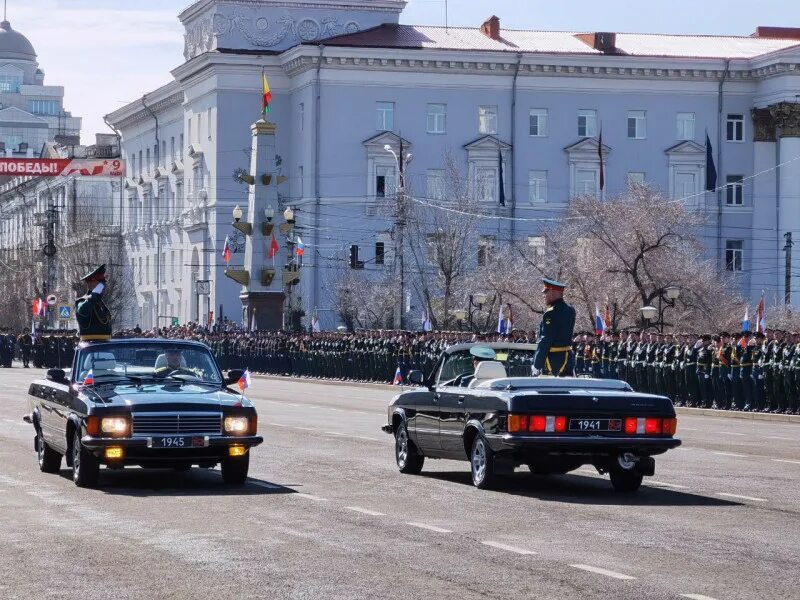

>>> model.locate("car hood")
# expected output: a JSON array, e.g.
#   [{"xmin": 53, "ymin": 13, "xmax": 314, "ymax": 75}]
[{"xmin": 81, "ymin": 383, "xmax": 251, "ymax": 410}]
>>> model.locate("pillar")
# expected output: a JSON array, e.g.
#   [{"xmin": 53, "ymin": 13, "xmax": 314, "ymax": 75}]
[{"xmin": 750, "ymin": 108, "xmax": 778, "ymax": 303}]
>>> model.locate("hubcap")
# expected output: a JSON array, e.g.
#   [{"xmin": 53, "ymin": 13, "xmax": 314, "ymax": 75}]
[
  {"xmin": 396, "ymin": 428, "xmax": 408, "ymax": 466},
  {"xmin": 73, "ymin": 437, "xmax": 80, "ymax": 480},
  {"xmin": 37, "ymin": 433, "xmax": 44, "ymax": 465},
  {"xmin": 472, "ymin": 438, "xmax": 486, "ymax": 482}
]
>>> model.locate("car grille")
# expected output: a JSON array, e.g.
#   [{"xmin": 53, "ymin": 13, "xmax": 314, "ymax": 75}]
[{"xmin": 131, "ymin": 413, "xmax": 222, "ymax": 435}]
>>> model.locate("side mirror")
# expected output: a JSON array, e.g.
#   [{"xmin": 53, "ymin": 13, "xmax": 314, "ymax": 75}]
[
  {"xmin": 225, "ymin": 369, "xmax": 245, "ymax": 386},
  {"xmin": 46, "ymin": 368, "xmax": 66, "ymax": 383},
  {"xmin": 407, "ymin": 370, "xmax": 424, "ymax": 385}
]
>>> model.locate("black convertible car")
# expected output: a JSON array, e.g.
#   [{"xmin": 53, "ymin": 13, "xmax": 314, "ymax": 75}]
[
  {"xmin": 382, "ymin": 342, "xmax": 681, "ymax": 491},
  {"xmin": 24, "ymin": 339, "xmax": 262, "ymax": 487}
]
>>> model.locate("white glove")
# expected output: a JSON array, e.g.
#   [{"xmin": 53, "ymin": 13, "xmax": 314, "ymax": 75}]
[
  {"xmin": 92, "ymin": 282, "xmax": 105, "ymax": 295},
  {"xmin": 531, "ymin": 367, "xmax": 541, "ymax": 377}
]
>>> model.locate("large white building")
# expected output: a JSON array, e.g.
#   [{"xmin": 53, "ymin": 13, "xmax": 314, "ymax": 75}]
[{"xmin": 106, "ymin": 0, "xmax": 800, "ymax": 330}]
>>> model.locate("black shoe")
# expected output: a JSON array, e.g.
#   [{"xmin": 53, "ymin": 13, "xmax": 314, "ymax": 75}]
[{"xmin": 742, "ymin": 405, "xmax": 751, "ymax": 412}]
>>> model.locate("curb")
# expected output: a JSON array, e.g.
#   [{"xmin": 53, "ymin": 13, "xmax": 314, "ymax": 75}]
[{"xmin": 253, "ymin": 374, "xmax": 800, "ymax": 423}]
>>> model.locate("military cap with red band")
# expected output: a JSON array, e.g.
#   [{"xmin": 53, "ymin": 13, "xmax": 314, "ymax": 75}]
[
  {"xmin": 542, "ymin": 277, "xmax": 567, "ymax": 291},
  {"xmin": 81, "ymin": 264, "xmax": 106, "ymax": 283}
]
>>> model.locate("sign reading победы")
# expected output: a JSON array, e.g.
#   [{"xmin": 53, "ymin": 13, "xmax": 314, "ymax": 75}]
[{"xmin": 0, "ymin": 158, "xmax": 126, "ymax": 177}]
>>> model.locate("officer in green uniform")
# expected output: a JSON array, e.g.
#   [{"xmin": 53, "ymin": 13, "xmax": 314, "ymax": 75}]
[
  {"xmin": 75, "ymin": 264, "xmax": 113, "ymax": 342},
  {"xmin": 533, "ymin": 278, "xmax": 576, "ymax": 377}
]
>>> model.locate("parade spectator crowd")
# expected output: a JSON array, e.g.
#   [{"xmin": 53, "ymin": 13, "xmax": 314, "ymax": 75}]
[{"xmin": 1, "ymin": 323, "xmax": 797, "ymax": 415}]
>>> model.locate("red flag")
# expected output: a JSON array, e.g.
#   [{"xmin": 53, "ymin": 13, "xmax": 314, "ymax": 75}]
[
  {"xmin": 222, "ymin": 235, "xmax": 232, "ymax": 264},
  {"xmin": 268, "ymin": 234, "xmax": 279, "ymax": 259},
  {"xmin": 603, "ymin": 298, "xmax": 611, "ymax": 330},
  {"xmin": 32, "ymin": 298, "xmax": 39, "ymax": 316},
  {"xmin": 598, "ymin": 128, "xmax": 605, "ymax": 192}
]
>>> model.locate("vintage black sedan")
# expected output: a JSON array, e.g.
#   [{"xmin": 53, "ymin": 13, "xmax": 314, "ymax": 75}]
[
  {"xmin": 24, "ymin": 339, "xmax": 262, "ymax": 487},
  {"xmin": 382, "ymin": 343, "xmax": 681, "ymax": 492}
]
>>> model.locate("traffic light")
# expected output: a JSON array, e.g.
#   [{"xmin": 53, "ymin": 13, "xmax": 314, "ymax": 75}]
[{"xmin": 350, "ymin": 245, "xmax": 358, "ymax": 269}]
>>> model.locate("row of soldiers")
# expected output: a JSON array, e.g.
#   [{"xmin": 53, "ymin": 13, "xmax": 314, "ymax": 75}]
[
  {"xmin": 574, "ymin": 330, "xmax": 800, "ymax": 414},
  {"xmin": 0, "ymin": 330, "xmax": 78, "ymax": 369}
]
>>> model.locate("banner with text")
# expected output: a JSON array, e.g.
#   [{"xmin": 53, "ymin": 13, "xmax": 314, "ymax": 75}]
[{"xmin": 0, "ymin": 158, "xmax": 126, "ymax": 177}]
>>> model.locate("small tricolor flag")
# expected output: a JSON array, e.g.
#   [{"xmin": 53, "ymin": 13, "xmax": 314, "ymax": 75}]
[
  {"xmin": 262, "ymin": 73, "xmax": 272, "ymax": 115},
  {"xmin": 296, "ymin": 237, "xmax": 305, "ymax": 257},
  {"xmin": 594, "ymin": 303, "xmax": 605, "ymax": 336},
  {"xmin": 222, "ymin": 235, "xmax": 232, "ymax": 264},
  {"xmin": 497, "ymin": 303, "xmax": 512, "ymax": 334},
  {"xmin": 83, "ymin": 370, "xmax": 95, "ymax": 386},
  {"xmin": 237, "ymin": 370, "xmax": 251, "ymax": 392},
  {"xmin": 393, "ymin": 366, "xmax": 403, "ymax": 386},
  {"xmin": 742, "ymin": 306, "xmax": 750, "ymax": 332}
]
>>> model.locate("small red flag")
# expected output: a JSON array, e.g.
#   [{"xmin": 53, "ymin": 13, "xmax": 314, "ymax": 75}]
[
  {"xmin": 268, "ymin": 234, "xmax": 279, "ymax": 259},
  {"xmin": 222, "ymin": 236, "xmax": 232, "ymax": 264}
]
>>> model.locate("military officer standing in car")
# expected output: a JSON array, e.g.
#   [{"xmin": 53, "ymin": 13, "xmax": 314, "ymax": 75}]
[
  {"xmin": 75, "ymin": 264, "xmax": 113, "ymax": 342},
  {"xmin": 533, "ymin": 278, "xmax": 576, "ymax": 377}
]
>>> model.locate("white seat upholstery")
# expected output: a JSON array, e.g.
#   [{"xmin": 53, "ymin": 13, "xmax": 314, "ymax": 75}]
[
  {"xmin": 468, "ymin": 361, "xmax": 507, "ymax": 388},
  {"xmin": 154, "ymin": 353, "xmax": 187, "ymax": 369},
  {"xmin": 86, "ymin": 352, "xmax": 116, "ymax": 377}
]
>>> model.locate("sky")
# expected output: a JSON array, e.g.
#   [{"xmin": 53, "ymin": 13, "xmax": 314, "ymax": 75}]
[{"xmin": 10, "ymin": 0, "xmax": 800, "ymax": 143}]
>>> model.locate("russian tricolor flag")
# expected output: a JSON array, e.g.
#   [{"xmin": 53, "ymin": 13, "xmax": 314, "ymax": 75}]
[
  {"xmin": 237, "ymin": 370, "xmax": 251, "ymax": 392},
  {"xmin": 296, "ymin": 237, "xmax": 305, "ymax": 256},
  {"xmin": 393, "ymin": 366, "xmax": 403, "ymax": 385},
  {"xmin": 742, "ymin": 306, "xmax": 750, "ymax": 332},
  {"xmin": 83, "ymin": 370, "xmax": 95, "ymax": 386},
  {"xmin": 594, "ymin": 304, "xmax": 605, "ymax": 336}
]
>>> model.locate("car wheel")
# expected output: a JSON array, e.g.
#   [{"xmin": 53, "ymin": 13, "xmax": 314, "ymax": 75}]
[
  {"xmin": 72, "ymin": 430, "xmax": 99, "ymax": 488},
  {"xmin": 609, "ymin": 469, "xmax": 643, "ymax": 493},
  {"xmin": 36, "ymin": 428, "xmax": 62, "ymax": 474},
  {"xmin": 471, "ymin": 435, "xmax": 497, "ymax": 490},
  {"xmin": 395, "ymin": 422, "xmax": 424, "ymax": 474},
  {"xmin": 221, "ymin": 452, "xmax": 249, "ymax": 485}
]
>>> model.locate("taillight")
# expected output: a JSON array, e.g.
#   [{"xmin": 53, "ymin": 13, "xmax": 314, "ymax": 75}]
[
  {"xmin": 554, "ymin": 416, "xmax": 567, "ymax": 432},
  {"xmin": 624, "ymin": 417, "xmax": 670, "ymax": 435},
  {"xmin": 624, "ymin": 417, "xmax": 638, "ymax": 434},
  {"xmin": 662, "ymin": 418, "xmax": 677, "ymax": 435},
  {"xmin": 529, "ymin": 415, "xmax": 547, "ymax": 432},
  {"xmin": 644, "ymin": 418, "xmax": 661, "ymax": 435},
  {"xmin": 508, "ymin": 414, "xmax": 528, "ymax": 433}
]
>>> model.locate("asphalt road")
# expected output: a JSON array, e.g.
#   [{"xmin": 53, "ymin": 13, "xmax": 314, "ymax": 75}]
[{"xmin": 1, "ymin": 367, "xmax": 798, "ymax": 600}]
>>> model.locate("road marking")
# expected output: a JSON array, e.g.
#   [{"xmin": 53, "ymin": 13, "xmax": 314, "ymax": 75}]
[
  {"xmin": 323, "ymin": 431, "xmax": 348, "ymax": 436},
  {"xmin": 345, "ymin": 506, "xmax": 385, "ymax": 517},
  {"xmin": 294, "ymin": 493, "xmax": 329, "ymax": 502},
  {"xmin": 712, "ymin": 451, "xmax": 747, "ymax": 457},
  {"xmin": 249, "ymin": 481, "xmax": 281, "ymax": 490},
  {"xmin": 680, "ymin": 427, "xmax": 699, "ymax": 431},
  {"xmin": 767, "ymin": 436, "xmax": 794, "ymax": 441},
  {"xmin": 714, "ymin": 431, "xmax": 746, "ymax": 436},
  {"xmin": 647, "ymin": 480, "xmax": 688, "ymax": 490},
  {"xmin": 407, "ymin": 522, "xmax": 452, "ymax": 534},
  {"xmin": 1, "ymin": 418, "xmax": 25, "ymax": 428},
  {"xmin": 569, "ymin": 564, "xmax": 635, "ymax": 580},
  {"xmin": 481, "ymin": 541, "xmax": 536, "ymax": 555},
  {"xmin": 716, "ymin": 492, "xmax": 767, "ymax": 502},
  {"xmin": 772, "ymin": 459, "xmax": 800, "ymax": 465},
  {"xmin": 268, "ymin": 422, "xmax": 289, "ymax": 428},
  {"xmin": 680, "ymin": 594, "xmax": 720, "ymax": 600},
  {"xmin": 353, "ymin": 435, "xmax": 380, "ymax": 442}
]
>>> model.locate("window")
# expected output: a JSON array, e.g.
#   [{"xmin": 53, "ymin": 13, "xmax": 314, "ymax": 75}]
[
  {"xmin": 298, "ymin": 166, "xmax": 304, "ymax": 198},
  {"xmin": 138, "ymin": 151, "xmax": 142, "ymax": 176},
  {"xmin": 299, "ymin": 102, "xmax": 304, "ymax": 131},
  {"xmin": 170, "ymin": 251, "xmax": 176, "ymax": 281},
  {"xmin": 131, "ymin": 154, "xmax": 136, "ymax": 178},
  {"xmin": 145, "ymin": 256, "xmax": 150, "ymax": 285},
  {"xmin": 478, "ymin": 235, "xmax": 496, "ymax": 266},
  {"xmin": 160, "ymin": 252, "xmax": 166, "ymax": 285},
  {"xmin": 349, "ymin": 245, "xmax": 364, "ymax": 269},
  {"xmin": 175, "ymin": 182, "xmax": 182, "ymax": 215},
  {"xmin": 0, "ymin": 75, "xmax": 21, "ymax": 92},
  {"xmin": 529, "ymin": 109, "xmax": 548, "ymax": 137},
  {"xmin": 161, "ymin": 141, "xmax": 166, "ymax": 167},
  {"xmin": 627, "ymin": 172, "xmax": 646, "ymax": 187},
  {"xmin": 426, "ymin": 103, "xmax": 446, "ymax": 134},
  {"xmin": 575, "ymin": 168, "xmax": 598, "ymax": 196},
  {"xmin": 207, "ymin": 108, "xmax": 212, "ymax": 140},
  {"xmin": 29, "ymin": 100, "xmax": 59, "ymax": 115},
  {"xmin": 170, "ymin": 137, "xmax": 175, "ymax": 163},
  {"xmin": 578, "ymin": 109, "xmax": 597, "ymax": 138},
  {"xmin": 476, "ymin": 167, "xmax": 497, "ymax": 202},
  {"xmin": 528, "ymin": 236, "xmax": 546, "ymax": 260},
  {"xmin": 726, "ymin": 175, "xmax": 744, "ymax": 205},
  {"xmin": 674, "ymin": 172, "xmax": 696, "ymax": 199},
  {"xmin": 146, "ymin": 148, "xmax": 151, "ymax": 173},
  {"xmin": 197, "ymin": 112, "xmax": 202, "ymax": 144},
  {"xmin": 138, "ymin": 257, "xmax": 142, "ymax": 284},
  {"xmin": 427, "ymin": 169, "xmax": 445, "ymax": 200},
  {"xmin": 179, "ymin": 134, "xmax": 184, "ymax": 160},
  {"xmin": 188, "ymin": 118, "xmax": 192, "ymax": 145},
  {"xmin": 376, "ymin": 102, "xmax": 394, "ymax": 131},
  {"xmin": 677, "ymin": 112, "xmax": 695, "ymax": 140},
  {"xmin": 725, "ymin": 240, "xmax": 743, "ymax": 272},
  {"xmin": 727, "ymin": 114, "xmax": 744, "ymax": 142},
  {"xmin": 529, "ymin": 170, "xmax": 548, "ymax": 203},
  {"xmin": 375, "ymin": 165, "xmax": 396, "ymax": 198},
  {"xmin": 627, "ymin": 110, "xmax": 646, "ymax": 139},
  {"xmin": 375, "ymin": 241, "xmax": 385, "ymax": 265},
  {"xmin": 478, "ymin": 105, "xmax": 498, "ymax": 134}
]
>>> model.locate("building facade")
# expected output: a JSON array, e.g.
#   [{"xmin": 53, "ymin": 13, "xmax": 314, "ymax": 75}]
[{"xmin": 105, "ymin": 0, "xmax": 800, "ymax": 330}]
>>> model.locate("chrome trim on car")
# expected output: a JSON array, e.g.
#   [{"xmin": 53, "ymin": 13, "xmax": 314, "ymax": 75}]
[{"xmin": 131, "ymin": 412, "xmax": 222, "ymax": 436}]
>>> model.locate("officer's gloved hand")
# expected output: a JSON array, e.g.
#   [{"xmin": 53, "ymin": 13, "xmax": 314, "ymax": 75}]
[
  {"xmin": 92, "ymin": 282, "xmax": 105, "ymax": 295},
  {"xmin": 531, "ymin": 367, "xmax": 541, "ymax": 377}
]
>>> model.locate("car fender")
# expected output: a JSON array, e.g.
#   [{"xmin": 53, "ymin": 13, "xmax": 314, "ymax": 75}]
[
  {"xmin": 461, "ymin": 419, "xmax": 486, "ymax": 458},
  {"xmin": 65, "ymin": 413, "xmax": 82, "ymax": 457},
  {"xmin": 390, "ymin": 407, "xmax": 407, "ymax": 430},
  {"xmin": 30, "ymin": 406, "xmax": 42, "ymax": 430}
]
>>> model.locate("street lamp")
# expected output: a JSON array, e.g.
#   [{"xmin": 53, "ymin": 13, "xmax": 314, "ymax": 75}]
[
  {"xmin": 283, "ymin": 206, "xmax": 295, "ymax": 224},
  {"xmin": 640, "ymin": 305, "xmax": 658, "ymax": 321},
  {"xmin": 231, "ymin": 204, "xmax": 252, "ymax": 235},
  {"xmin": 468, "ymin": 293, "xmax": 488, "ymax": 331},
  {"xmin": 232, "ymin": 205, "xmax": 243, "ymax": 222},
  {"xmin": 452, "ymin": 309, "xmax": 467, "ymax": 330},
  {"xmin": 264, "ymin": 207, "xmax": 274, "ymax": 222},
  {"xmin": 640, "ymin": 286, "xmax": 680, "ymax": 333}
]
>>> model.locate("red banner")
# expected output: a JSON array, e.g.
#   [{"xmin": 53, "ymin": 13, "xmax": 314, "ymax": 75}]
[{"xmin": 0, "ymin": 158, "xmax": 126, "ymax": 177}]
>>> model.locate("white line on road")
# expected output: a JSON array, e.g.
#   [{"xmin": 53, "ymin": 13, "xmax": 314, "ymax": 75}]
[
  {"xmin": 711, "ymin": 451, "xmax": 748, "ymax": 457},
  {"xmin": 716, "ymin": 492, "xmax": 767, "ymax": 502},
  {"xmin": 407, "ymin": 522, "xmax": 452, "ymax": 534},
  {"xmin": 714, "ymin": 431, "xmax": 746, "ymax": 436},
  {"xmin": 569, "ymin": 564, "xmax": 635, "ymax": 580},
  {"xmin": 481, "ymin": 541, "xmax": 536, "ymax": 555},
  {"xmin": 345, "ymin": 506, "xmax": 385, "ymax": 517},
  {"xmin": 680, "ymin": 427, "xmax": 699, "ymax": 431},
  {"xmin": 249, "ymin": 481, "xmax": 281, "ymax": 490},
  {"xmin": 1, "ymin": 418, "xmax": 25, "ymax": 428},
  {"xmin": 294, "ymin": 493, "xmax": 329, "ymax": 502},
  {"xmin": 323, "ymin": 431, "xmax": 348, "ymax": 436},
  {"xmin": 772, "ymin": 459, "xmax": 800, "ymax": 465},
  {"xmin": 646, "ymin": 480, "xmax": 688, "ymax": 490},
  {"xmin": 766, "ymin": 436, "xmax": 794, "ymax": 441},
  {"xmin": 680, "ymin": 594, "xmax": 720, "ymax": 600}
]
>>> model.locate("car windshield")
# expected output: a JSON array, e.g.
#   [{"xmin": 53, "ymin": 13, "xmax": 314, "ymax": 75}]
[
  {"xmin": 438, "ymin": 348, "xmax": 538, "ymax": 384},
  {"xmin": 75, "ymin": 343, "xmax": 222, "ymax": 385}
]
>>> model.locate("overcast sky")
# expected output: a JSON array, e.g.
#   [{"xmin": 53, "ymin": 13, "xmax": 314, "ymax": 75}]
[{"xmin": 11, "ymin": 0, "xmax": 800, "ymax": 143}]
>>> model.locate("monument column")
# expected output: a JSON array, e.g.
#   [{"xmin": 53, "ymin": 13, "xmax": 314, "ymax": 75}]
[{"xmin": 770, "ymin": 102, "xmax": 800, "ymax": 305}]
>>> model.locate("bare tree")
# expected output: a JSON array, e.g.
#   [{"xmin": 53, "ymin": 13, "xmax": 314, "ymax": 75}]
[{"xmin": 330, "ymin": 266, "xmax": 396, "ymax": 331}]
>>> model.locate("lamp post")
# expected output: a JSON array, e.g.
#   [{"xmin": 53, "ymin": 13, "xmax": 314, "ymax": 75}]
[
  {"xmin": 640, "ymin": 286, "xmax": 680, "ymax": 333},
  {"xmin": 451, "ymin": 309, "xmax": 467, "ymax": 331},
  {"xmin": 385, "ymin": 143, "xmax": 413, "ymax": 331},
  {"xmin": 467, "ymin": 292, "xmax": 488, "ymax": 332}
]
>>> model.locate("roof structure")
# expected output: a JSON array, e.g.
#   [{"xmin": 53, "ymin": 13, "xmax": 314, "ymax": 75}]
[
  {"xmin": 0, "ymin": 20, "xmax": 35, "ymax": 61},
  {"xmin": 318, "ymin": 23, "xmax": 800, "ymax": 59}
]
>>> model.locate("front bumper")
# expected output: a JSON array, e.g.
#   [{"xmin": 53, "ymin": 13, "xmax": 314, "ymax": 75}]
[
  {"xmin": 485, "ymin": 433, "xmax": 681, "ymax": 456},
  {"xmin": 81, "ymin": 435, "xmax": 264, "ymax": 450}
]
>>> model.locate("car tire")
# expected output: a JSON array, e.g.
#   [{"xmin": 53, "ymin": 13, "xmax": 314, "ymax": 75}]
[
  {"xmin": 36, "ymin": 428, "xmax": 62, "ymax": 474},
  {"xmin": 395, "ymin": 422, "xmax": 424, "ymax": 474},
  {"xmin": 72, "ymin": 430, "xmax": 99, "ymax": 488},
  {"xmin": 470, "ymin": 435, "xmax": 497, "ymax": 490},
  {"xmin": 609, "ymin": 469, "xmax": 643, "ymax": 493},
  {"xmin": 221, "ymin": 452, "xmax": 249, "ymax": 485}
]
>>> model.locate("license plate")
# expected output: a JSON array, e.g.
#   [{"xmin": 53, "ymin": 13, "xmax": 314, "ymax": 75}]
[
  {"xmin": 148, "ymin": 436, "xmax": 208, "ymax": 448},
  {"xmin": 569, "ymin": 419, "xmax": 622, "ymax": 432}
]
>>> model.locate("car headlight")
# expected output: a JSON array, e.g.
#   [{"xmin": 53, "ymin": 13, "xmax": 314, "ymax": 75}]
[
  {"xmin": 224, "ymin": 416, "xmax": 249, "ymax": 435},
  {"xmin": 100, "ymin": 417, "xmax": 129, "ymax": 436}
]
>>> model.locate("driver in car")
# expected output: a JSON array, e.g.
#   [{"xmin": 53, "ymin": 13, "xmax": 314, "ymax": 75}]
[
  {"xmin": 154, "ymin": 348, "xmax": 196, "ymax": 377},
  {"xmin": 452, "ymin": 346, "xmax": 497, "ymax": 387}
]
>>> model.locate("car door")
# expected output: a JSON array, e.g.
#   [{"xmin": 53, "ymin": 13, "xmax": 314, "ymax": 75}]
[{"xmin": 437, "ymin": 383, "xmax": 469, "ymax": 458}]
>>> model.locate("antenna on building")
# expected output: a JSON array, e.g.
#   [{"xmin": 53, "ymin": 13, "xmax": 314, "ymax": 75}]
[
  {"xmin": 444, "ymin": 0, "xmax": 448, "ymax": 31},
  {"xmin": 4, "ymin": 0, "xmax": 7, "ymax": 21}
]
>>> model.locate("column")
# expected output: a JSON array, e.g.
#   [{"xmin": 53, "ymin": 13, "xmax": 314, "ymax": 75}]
[
  {"xmin": 750, "ymin": 108, "xmax": 778, "ymax": 303},
  {"xmin": 770, "ymin": 102, "xmax": 800, "ymax": 305}
]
